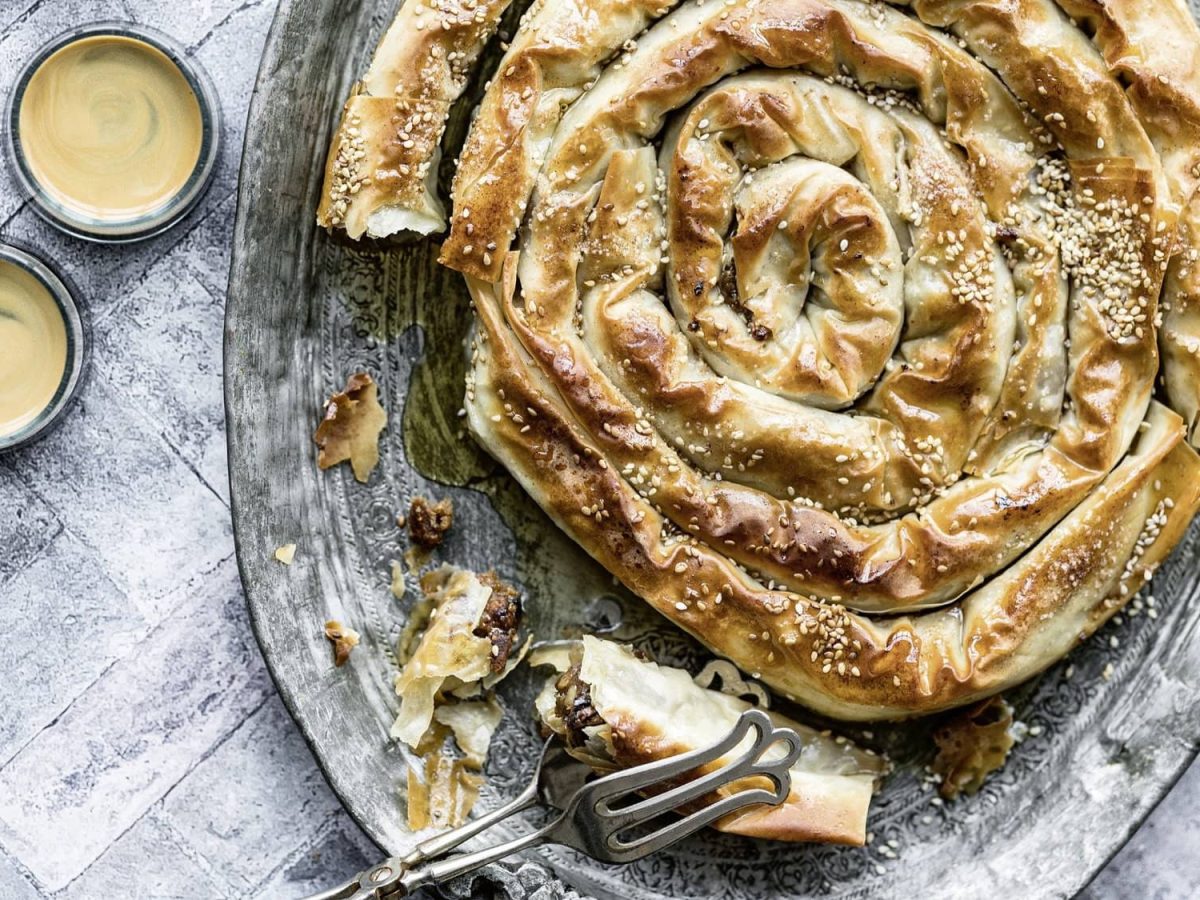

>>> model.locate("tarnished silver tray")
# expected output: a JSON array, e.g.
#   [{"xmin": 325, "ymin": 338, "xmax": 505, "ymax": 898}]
[{"xmin": 225, "ymin": 1, "xmax": 1200, "ymax": 897}]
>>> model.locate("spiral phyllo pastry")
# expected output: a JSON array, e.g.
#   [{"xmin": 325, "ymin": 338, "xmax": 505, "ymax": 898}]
[{"xmin": 326, "ymin": 0, "xmax": 1200, "ymax": 721}]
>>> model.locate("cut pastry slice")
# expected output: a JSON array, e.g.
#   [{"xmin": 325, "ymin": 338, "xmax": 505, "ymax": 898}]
[
  {"xmin": 536, "ymin": 636, "xmax": 888, "ymax": 846},
  {"xmin": 392, "ymin": 566, "xmax": 523, "ymax": 747},
  {"xmin": 317, "ymin": 0, "xmax": 514, "ymax": 239}
]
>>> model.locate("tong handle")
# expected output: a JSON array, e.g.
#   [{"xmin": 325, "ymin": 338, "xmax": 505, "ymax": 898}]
[
  {"xmin": 397, "ymin": 828, "xmax": 551, "ymax": 895},
  {"xmin": 300, "ymin": 857, "xmax": 406, "ymax": 900},
  {"xmin": 307, "ymin": 827, "xmax": 552, "ymax": 900},
  {"xmin": 299, "ymin": 769, "xmax": 542, "ymax": 900},
  {"xmin": 403, "ymin": 775, "xmax": 539, "ymax": 867}
]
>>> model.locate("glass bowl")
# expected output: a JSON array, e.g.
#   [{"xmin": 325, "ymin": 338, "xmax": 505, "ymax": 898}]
[
  {"xmin": 0, "ymin": 243, "xmax": 89, "ymax": 452},
  {"xmin": 5, "ymin": 21, "xmax": 222, "ymax": 243}
]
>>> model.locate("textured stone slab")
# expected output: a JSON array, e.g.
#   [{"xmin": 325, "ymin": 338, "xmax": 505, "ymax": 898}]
[
  {"xmin": 192, "ymin": 0, "xmax": 277, "ymax": 201},
  {"xmin": 1079, "ymin": 763, "xmax": 1200, "ymax": 900},
  {"xmin": 179, "ymin": 193, "xmax": 238, "ymax": 313},
  {"xmin": 123, "ymin": 0, "xmax": 269, "ymax": 47},
  {"xmin": 0, "ymin": 559, "xmax": 271, "ymax": 890},
  {"xmin": 153, "ymin": 693, "xmax": 348, "ymax": 894},
  {"xmin": 0, "ymin": 850, "xmax": 39, "ymax": 900},
  {"xmin": 12, "ymin": 374, "xmax": 233, "ymax": 621},
  {"xmin": 0, "ymin": 158, "xmax": 26, "ymax": 233},
  {"xmin": 251, "ymin": 817, "xmax": 380, "ymax": 899},
  {"xmin": 0, "ymin": 532, "xmax": 145, "ymax": 765},
  {"xmin": 0, "ymin": 465, "xmax": 61, "ymax": 589},
  {"xmin": 92, "ymin": 239, "xmax": 230, "ymax": 503},
  {"xmin": 58, "ymin": 816, "xmax": 228, "ymax": 900}
]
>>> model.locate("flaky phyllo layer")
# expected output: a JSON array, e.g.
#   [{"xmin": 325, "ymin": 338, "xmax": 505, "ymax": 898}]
[
  {"xmin": 392, "ymin": 566, "xmax": 522, "ymax": 748},
  {"xmin": 327, "ymin": 0, "xmax": 1200, "ymax": 721},
  {"xmin": 537, "ymin": 637, "xmax": 888, "ymax": 845}
]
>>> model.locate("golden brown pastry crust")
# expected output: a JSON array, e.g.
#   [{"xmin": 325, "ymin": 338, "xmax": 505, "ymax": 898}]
[
  {"xmin": 317, "ymin": 0, "xmax": 513, "ymax": 238},
  {"xmin": 438, "ymin": 0, "xmax": 688, "ymax": 278},
  {"xmin": 1047, "ymin": 0, "xmax": 1200, "ymax": 447},
  {"xmin": 435, "ymin": 0, "xmax": 1200, "ymax": 720}
]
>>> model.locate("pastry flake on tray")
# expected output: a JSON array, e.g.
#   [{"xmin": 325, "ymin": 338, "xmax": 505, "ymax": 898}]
[
  {"xmin": 324, "ymin": 620, "xmax": 361, "ymax": 667},
  {"xmin": 313, "ymin": 372, "xmax": 387, "ymax": 483},
  {"xmin": 930, "ymin": 697, "xmax": 1022, "ymax": 800},
  {"xmin": 392, "ymin": 566, "xmax": 524, "ymax": 748},
  {"xmin": 536, "ymin": 636, "xmax": 888, "ymax": 846}
]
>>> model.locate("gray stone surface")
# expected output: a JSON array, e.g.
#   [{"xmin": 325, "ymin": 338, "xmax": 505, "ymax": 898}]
[
  {"xmin": 0, "ymin": 0, "xmax": 1194, "ymax": 897},
  {"xmin": 0, "ymin": 1, "xmax": 381, "ymax": 897}
]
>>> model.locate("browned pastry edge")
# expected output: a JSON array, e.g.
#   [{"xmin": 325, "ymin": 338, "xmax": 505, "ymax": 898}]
[
  {"xmin": 468, "ymin": 267, "xmax": 1200, "ymax": 721},
  {"xmin": 439, "ymin": 0, "xmax": 684, "ymax": 279}
]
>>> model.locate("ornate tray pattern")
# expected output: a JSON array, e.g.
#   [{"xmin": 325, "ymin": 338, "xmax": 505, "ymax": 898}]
[{"xmin": 225, "ymin": 1, "xmax": 1200, "ymax": 897}]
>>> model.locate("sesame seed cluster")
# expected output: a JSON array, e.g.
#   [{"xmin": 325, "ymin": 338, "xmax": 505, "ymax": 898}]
[{"xmin": 339, "ymin": 0, "xmax": 1200, "ymax": 720}]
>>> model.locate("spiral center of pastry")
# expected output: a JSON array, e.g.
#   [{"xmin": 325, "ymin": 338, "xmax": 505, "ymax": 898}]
[{"xmin": 665, "ymin": 88, "xmax": 905, "ymax": 407}]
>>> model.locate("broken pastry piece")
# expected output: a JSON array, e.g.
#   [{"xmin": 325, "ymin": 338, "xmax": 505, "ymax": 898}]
[
  {"xmin": 316, "ymin": 0, "xmax": 514, "ymax": 239},
  {"xmin": 931, "ymin": 697, "xmax": 1021, "ymax": 800},
  {"xmin": 536, "ymin": 636, "xmax": 888, "ymax": 846},
  {"xmin": 406, "ymin": 720, "xmax": 486, "ymax": 832},
  {"xmin": 391, "ymin": 566, "xmax": 523, "ymax": 748},
  {"xmin": 434, "ymin": 696, "xmax": 504, "ymax": 768},
  {"xmin": 313, "ymin": 372, "xmax": 387, "ymax": 483},
  {"xmin": 395, "ymin": 568, "xmax": 524, "ymax": 830},
  {"xmin": 324, "ymin": 620, "xmax": 361, "ymax": 667},
  {"xmin": 407, "ymin": 496, "xmax": 453, "ymax": 549}
]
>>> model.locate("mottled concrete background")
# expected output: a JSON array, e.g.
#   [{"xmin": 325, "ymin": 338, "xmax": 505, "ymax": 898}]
[{"xmin": 0, "ymin": 1, "xmax": 1194, "ymax": 897}]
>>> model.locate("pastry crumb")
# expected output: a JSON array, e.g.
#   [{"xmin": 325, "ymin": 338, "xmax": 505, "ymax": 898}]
[
  {"xmin": 324, "ymin": 620, "xmax": 361, "ymax": 667},
  {"xmin": 474, "ymin": 572, "xmax": 521, "ymax": 674},
  {"xmin": 390, "ymin": 559, "xmax": 406, "ymax": 600},
  {"xmin": 313, "ymin": 372, "xmax": 388, "ymax": 483},
  {"xmin": 274, "ymin": 543, "xmax": 297, "ymax": 565},
  {"xmin": 408, "ymin": 496, "xmax": 454, "ymax": 548},
  {"xmin": 931, "ymin": 697, "xmax": 1017, "ymax": 799}
]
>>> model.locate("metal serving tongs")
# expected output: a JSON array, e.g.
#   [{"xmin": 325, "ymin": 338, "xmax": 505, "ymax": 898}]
[{"xmin": 305, "ymin": 709, "xmax": 802, "ymax": 900}]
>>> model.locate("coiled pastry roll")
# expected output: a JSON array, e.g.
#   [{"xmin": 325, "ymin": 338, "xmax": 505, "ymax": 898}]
[{"xmin": 322, "ymin": 0, "xmax": 1200, "ymax": 721}]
